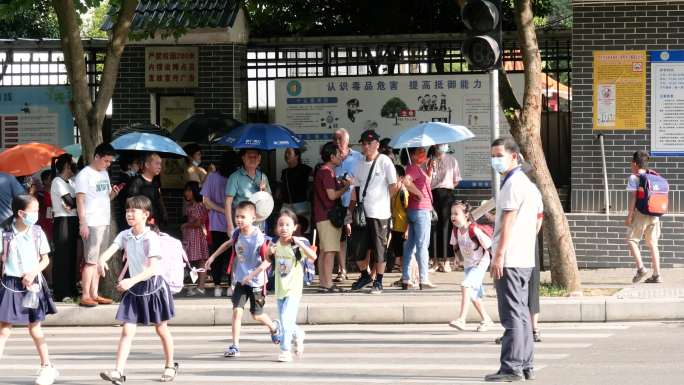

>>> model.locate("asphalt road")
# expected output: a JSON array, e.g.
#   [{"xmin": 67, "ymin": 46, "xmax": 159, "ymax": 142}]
[{"xmin": 0, "ymin": 321, "xmax": 682, "ymax": 384}]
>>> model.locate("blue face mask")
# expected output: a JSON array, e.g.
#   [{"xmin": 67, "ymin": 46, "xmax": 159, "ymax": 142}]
[
  {"xmin": 22, "ymin": 211, "xmax": 39, "ymax": 226},
  {"xmin": 491, "ymin": 157, "xmax": 509, "ymax": 174}
]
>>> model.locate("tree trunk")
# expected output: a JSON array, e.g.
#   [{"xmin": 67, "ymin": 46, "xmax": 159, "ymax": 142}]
[
  {"xmin": 52, "ymin": 0, "xmax": 137, "ymax": 162},
  {"xmin": 504, "ymin": 0, "xmax": 581, "ymax": 293}
]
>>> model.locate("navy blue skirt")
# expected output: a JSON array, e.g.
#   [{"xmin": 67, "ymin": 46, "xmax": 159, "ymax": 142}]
[
  {"xmin": 116, "ymin": 276, "xmax": 175, "ymax": 326},
  {"xmin": 0, "ymin": 275, "xmax": 57, "ymax": 325}
]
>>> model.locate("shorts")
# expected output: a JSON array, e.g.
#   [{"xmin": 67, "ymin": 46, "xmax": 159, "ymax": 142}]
[
  {"xmin": 83, "ymin": 225, "xmax": 109, "ymax": 265},
  {"xmin": 350, "ymin": 218, "xmax": 390, "ymax": 263},
  {"xmin": 462, "ymin": 265, "xmax": 488, "ymax": 300},
  {"xmin": 627, "ymin": 210, "xmax": 661, "ymax": 243},
  {"xmin": 316, "ymin": 220, "xmax": 342, "ymax": 253},
  {"xmin": 231, "ymin": 282, "xmax": 265, "ymax": 315}
]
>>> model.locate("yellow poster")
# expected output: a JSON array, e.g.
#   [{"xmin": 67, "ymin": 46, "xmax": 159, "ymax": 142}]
[
  {"xmin": 159, "ymin": 96, "xmax": 194, "ymax": 189},
  {"xmin": 593, "ymin": 51, "xmax": 646, "ymax": 130}
]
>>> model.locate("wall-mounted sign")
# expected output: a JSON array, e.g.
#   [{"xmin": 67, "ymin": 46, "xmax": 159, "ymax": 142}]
[
  {"xmin": 592, "ymin": 50, "xmax": 647, "ymax": 130},
  {"xmin": 145, "ymin": 46, "xmax": 199, "ymax": 88},
  {"xmin": 0, "ymin": 86, "xmax": 73, "ymax": 150},
  {"xmin": 650, "ymin": 50, "xmax": 684, "ymax": 156}
]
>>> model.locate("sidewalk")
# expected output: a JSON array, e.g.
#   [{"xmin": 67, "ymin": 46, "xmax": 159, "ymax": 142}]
[{"xmin": 43, "ymin": 268, "xmax": 684, "ymax": 326}]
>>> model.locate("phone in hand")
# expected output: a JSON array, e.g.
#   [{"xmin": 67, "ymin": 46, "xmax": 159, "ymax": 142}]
[{"xmin": 115, "ymin": 182, "xmax": 126, "ymax": 191}]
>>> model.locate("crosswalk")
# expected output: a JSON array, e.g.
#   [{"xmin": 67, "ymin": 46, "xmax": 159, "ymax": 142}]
[{"xmin": 0, "ymin": 323, "xmax": 630, "ymax": 384}]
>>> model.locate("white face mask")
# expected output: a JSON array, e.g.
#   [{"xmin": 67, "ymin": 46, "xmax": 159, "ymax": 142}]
[
  {"xmin": 438, "ymin": 144, "xmax": 449, "ymax": 153},
  {"xmin": 192, "ymin": 160, "xmax": 201, "ymax": 167}
]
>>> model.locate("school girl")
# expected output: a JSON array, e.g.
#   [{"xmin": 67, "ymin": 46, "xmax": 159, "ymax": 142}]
[
  {"xmin": 97, "ymin": 195, "xmax": 177, "ymax": 384},
  {"xmin": 0, "ymin": 194, "xmax": 59, "ymax": 385}
]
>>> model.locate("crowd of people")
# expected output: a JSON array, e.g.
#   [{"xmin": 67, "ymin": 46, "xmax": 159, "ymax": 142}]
[{"xmin": 0, "ymin": 127, "xmax": 666, "ymax": 384}]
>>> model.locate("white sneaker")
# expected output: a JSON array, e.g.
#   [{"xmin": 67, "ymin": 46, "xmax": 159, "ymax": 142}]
[
  {"xmin": 293, "ymin": 330, "xmax": 306, "ymax": 356},
  {"xmin": 35, "ymin": 364, "xmax": 59, "ymax": 385},
  {"xmin": 186, "ymin": 287, "xmax": 198, "ymax": 297},
  {"xmin": 226, "ymin": 286, "xmax": 234, "ymax": 297},
  {"xmin": 214, "ymin": 287, "xmax": 223, "ymax": 297},
  {"xmin": 278, "ymin": 350, "xmax": 293, "ymax": 362}
]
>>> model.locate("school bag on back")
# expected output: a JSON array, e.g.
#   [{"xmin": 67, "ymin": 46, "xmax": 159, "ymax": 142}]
[
  {"xmin": 226, "ymin": 229, "xmax": 271, "ymax": 294},
  {"xmin": 452, "ymin": 223, "xmax": 494, "ymax": 254},
  {"xmin": 635, "ymin": 170, "xmax": 669, "ymax": 217},
  {"xmin": 119, "ymin": 232, "xmax": 190, "ymax": 294}
]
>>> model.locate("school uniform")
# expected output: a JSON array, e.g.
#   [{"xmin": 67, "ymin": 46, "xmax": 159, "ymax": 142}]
[
  {"xmin": 113, "ymin": 227, "xmax": 175, "ymax": 325},
  {"xmin": 0, "ymin": 223, "xmax": 57, "ymax": 325}
]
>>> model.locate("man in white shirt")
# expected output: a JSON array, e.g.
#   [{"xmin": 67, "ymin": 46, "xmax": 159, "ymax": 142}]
[
  {"xmin": 74, "ymin": 143, "xmax": 121, "ymax": 307},
  {"xmin": 332, "ymin": 128, "xmax": 363, "ymax": 283},
  {"xmin": 348, "ymin": 130, "xmax": 399, "ymax": 294},
  {"xmin": 486, "ymin": 138, "xmax": 543, "ymax": 383}
]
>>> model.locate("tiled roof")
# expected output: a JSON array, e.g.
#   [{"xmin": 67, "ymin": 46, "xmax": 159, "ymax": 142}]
[{"xmin": 101, "ymin": 0, "xmax": 241, "ymax": 32}]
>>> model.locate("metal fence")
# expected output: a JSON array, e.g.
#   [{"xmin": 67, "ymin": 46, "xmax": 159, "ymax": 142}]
[{"xmin": 245, "ymin": 31, "xmax": 572, "ymax": 186}]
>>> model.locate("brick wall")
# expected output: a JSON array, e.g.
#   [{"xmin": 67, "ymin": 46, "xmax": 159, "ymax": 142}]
[
  {"xmin": 558, "ymin": 213, "xmax": 684, "ymax": 269},
  {"xmin": 569, "ymin": 0, "xmax": 684, "ymax": 268},
  {"xmin": 572, "ymin": 0, "xmax": 684, "ymax": 213},
  {"xmin": 112, "ymin": 43, "xmax": 247, "ymax": 225}
]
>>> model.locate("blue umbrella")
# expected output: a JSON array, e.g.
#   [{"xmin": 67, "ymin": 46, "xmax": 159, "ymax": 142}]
[
  {"xmin": 62, "ymin": 143, "xmax": 82, "ymax": 159},
  {"xmin": 111, "ymin": 132, "xmax": 187, "ymax": 158},
  {"xmin": 215, "ymin": 123, "xmax": 305, "ymax": 150},
  {"xmin": 389, "ymin": 122, "xmax": 475, "ymax": 149}
]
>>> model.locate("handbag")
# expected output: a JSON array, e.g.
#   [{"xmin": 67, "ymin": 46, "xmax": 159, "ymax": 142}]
[
  {"xmin": 352, "ymin": 156, "xmax": 379, "ymax": 228},
  {"xmin": 327, "ymin": 200, "xmax": 346, "ymax": 228}
]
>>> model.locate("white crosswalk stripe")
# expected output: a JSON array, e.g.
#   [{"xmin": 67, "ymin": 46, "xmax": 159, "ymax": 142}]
[{"xmin": 0, "ymin": 323, "xmax": 629, "ymax": 385}]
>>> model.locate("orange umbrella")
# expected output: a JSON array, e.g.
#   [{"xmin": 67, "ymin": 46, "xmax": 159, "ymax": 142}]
[{"xmin": 0, "ymin": 142, "xmax": 65, "ymax": 176}]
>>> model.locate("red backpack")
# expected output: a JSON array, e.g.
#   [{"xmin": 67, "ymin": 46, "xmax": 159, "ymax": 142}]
[
  {"xmin": 635, "ymin": 170, "xmax": 669, "ymax": 217},
  {"xmin": 453, "ymin": 223, "xmax": 494, "ymax": 253}
]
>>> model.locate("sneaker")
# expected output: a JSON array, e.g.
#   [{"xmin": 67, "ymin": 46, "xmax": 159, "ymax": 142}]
[
  {"xmin": 645, "ymin": 275, "xmax": 663, "ymax": 283},
  {"xmin": 370, "ymin": 281, "xmax": 383, "ymax": 294},
  {"xmin": 351, "ymin": 274, "xmax": 373, "ymax": 291},
  {"xmin": 95, "ymin": 296, "xmax": 114, "ymax": 305},
  {"xmin": 632, "ymin": 267, "xmax": 648, "ymax": 283},
  {"xmin": 278, "ymin": 350, "xmax": 293, "ymax": 362},
  {"xmin": 186, "ymin": 287, "xmax": 199, "ymax": 297},
  {"xmin": 224, "ymin": 344, "xmax": 240, "ymax": 358},
  {"xmin": 495, "ymin": 336, "xmax": 503, "ymax": 345},
  {"xmin": 214, "ymin": 287, "xmax": 223, "ymax": 297},
  {"xmin": 449, "ymin": 319, "xmax": 467, "ymax": 331},
  {"xmin": 271, "ymin": 320, "xmax": 282, "ymax": 344},
  {"xmin": 61, "ymin": 297, "xmax": 73, "ymax": 304},
  {"xmin": 477, "ymin": 320, "xmax": 494, "ymax": 332},
  {"xmin": 35, "ymin": 364, "xmax": 59, "ymax": 385},
  {"xmin": 523, "ymin": 368, "xmax": 536, "ymax": 380},
  {"xmin": 293, "ymin": 330, "xmax": 306, "ymax": 357},
  {"xmin": 533, "ymin": 329, "xmax": 542, "ymax": 343},
  {"xmin": 484, "ymin": 371, "xmax": 524, "ymax": 382}
]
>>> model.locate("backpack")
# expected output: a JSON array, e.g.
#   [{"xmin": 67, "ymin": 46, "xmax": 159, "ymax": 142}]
[
  {"xmin": 1, "ymin": 226, "xmax": 44, "ymax": 272},
  {"xmin": 271, "ymin": 236, "xmax": 315, "ymax": 286},
  {"xmin": 453, "ymin": 223, "xmax": 494, "ymax": 254},
  {"xmin": 226, "ymin": 229, "xmax": 271, "ymax": 295},
  {"xmin": 118, "ymin": 232, "xmax": 190, "ymax": 294},
  {"xmin": 635, "ymin": 170, "xmax": 669, "ymax": 217}
]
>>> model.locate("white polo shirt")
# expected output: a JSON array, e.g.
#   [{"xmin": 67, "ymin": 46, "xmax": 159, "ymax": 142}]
[
  {"xmin": 113, "ymin": 227, "xmax": 162, "ymax": 277},
  {"xmin": 492, "ymin": 169, "xmax": 543, "ymax": 268},
  {"xmin": 0, "ymin": 224, "xmax": 50, "ymax": 277}
]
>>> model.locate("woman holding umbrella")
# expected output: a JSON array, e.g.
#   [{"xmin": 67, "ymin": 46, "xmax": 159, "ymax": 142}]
[{"xmin": 224, "ymin": 149, "xmax": 271, "ymax": 234}]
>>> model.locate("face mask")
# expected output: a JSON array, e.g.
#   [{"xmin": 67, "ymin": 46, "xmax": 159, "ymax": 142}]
[
  {"xmin": 126, "ymin": 170, "xmax": 137, "ymax": 177},
  {"xmin": 22, "ymin": 211, "xmax": 39, "ymax": 226},
  {"xmin": 438, "ymin": 144, "xmax": 449, "ymax": 153},
  {"xmin": 192, "ymin": 160, "xmax": 201, "ymax": 167},
  {"xmin": 491, "ymin": 157, "xmax": 509, "ymax": 174}
]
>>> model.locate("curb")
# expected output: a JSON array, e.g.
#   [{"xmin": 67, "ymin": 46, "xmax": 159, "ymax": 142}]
[{"xmin": 43, "ymin": 298, "xmax": 684, "ymax": 326}]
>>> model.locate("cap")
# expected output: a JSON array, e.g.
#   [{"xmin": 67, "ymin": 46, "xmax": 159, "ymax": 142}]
[{"xmin": 359, "ymin": 129, "xmax": 380, "ymax": 143}]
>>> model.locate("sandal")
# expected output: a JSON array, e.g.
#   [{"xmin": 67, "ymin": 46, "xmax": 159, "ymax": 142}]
[
  {"xmin": 160, "ymin": 362, "xmax": 179, "ymax": 382},
  {"xmin": 100, "ymin": 370, "xmax": 126, "ymax": 385}
]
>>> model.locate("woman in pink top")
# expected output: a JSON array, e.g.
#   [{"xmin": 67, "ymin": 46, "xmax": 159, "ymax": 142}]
[{"xmin": 400, "ymin": 147, "xmax": 437, "ymax": 290}]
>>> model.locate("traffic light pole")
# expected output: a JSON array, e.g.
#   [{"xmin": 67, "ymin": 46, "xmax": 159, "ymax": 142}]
[{"xmin": 490, "ymin": 68, "xmax": 501, "ymax": 199}]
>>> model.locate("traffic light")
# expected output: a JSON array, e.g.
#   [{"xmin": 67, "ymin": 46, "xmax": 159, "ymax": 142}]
[{"xmin": 461, "ymin": 0, "xmax": 503, "ymax": 70}]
